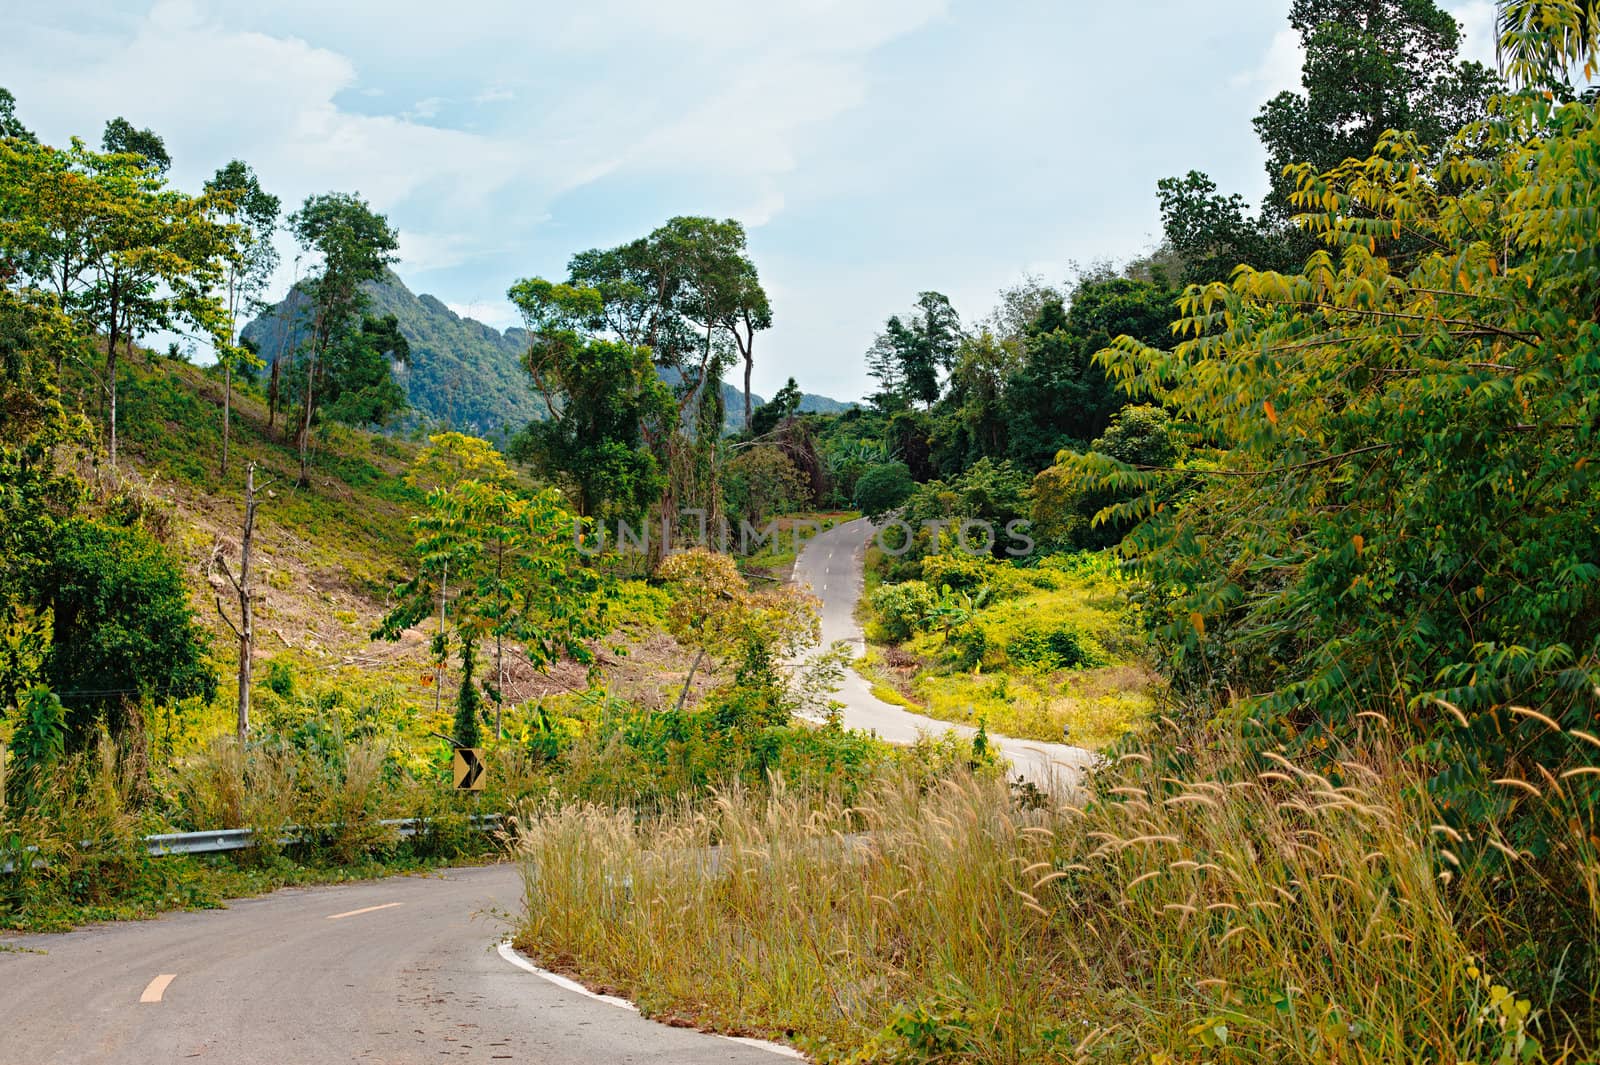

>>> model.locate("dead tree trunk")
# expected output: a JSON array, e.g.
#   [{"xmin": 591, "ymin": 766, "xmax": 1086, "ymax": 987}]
[{"xmin": 212, "ymin": 462, "xmax": 268, "ymax": 742}]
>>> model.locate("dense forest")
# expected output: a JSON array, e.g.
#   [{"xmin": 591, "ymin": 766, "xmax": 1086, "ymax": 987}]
[{"xmin": 4, "ymin": 0, "xmax": 1600, "ymax": 1060}]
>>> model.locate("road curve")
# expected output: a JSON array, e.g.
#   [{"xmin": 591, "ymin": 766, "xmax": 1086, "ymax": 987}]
[
  {"xmin": 0, "ymin": 864, "xmax": 785, "ymax": 1065},
  {"xmin": 793, "ymin": 518, "xmax": 1097, "ymax": 788}
]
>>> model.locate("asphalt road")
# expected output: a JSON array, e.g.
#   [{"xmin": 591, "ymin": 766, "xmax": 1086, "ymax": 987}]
[
  {"xmin": 0, "ymin": 864, "xmax": 790, "ymax": 1065},
  {"xmin": 792, "ymin": 518, "xmax": 1096, "ymax": 788}
]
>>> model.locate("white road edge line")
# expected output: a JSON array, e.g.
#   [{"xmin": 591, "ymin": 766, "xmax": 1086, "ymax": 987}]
[
  {"xmin": 325, "ymin": 902, "xmax": 403, "ymax": 921},
  {"xmin": 139, "ymin": 973, "xmax": 176, "ymax": 1004},
  {"xmin": 496, "ymin": 941, "xmax": 804, "ymax": 1060}
]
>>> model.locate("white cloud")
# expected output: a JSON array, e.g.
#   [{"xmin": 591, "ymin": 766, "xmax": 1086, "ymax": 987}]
[
  {"xmin": 445, "ymin": 300, "xmax": 520, "ymax": 330},
  {"xmin": 408, "ymin": 96, "xmax": 444, "ymax": 119},
  {"xmin": 1230, "ymin": 27, "xmax": 1303, "ymax": 95},
  {"xmin": 473, "ymin": 87, "xmax": 515, "ymax": 104},
  {"xmin": 1448, "ymin": 1, "xmax": 1500, "ymax": 67}
]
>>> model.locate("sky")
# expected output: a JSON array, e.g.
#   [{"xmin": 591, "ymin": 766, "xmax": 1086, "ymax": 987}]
[{"xmin": 0, "ymin": 0, "xmax": 1500, "ymax": 403}]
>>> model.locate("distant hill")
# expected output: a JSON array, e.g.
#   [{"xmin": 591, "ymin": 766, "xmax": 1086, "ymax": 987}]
[
  {"xmin": 242, "ymin": 271, "xmax": 544, "ymax": 440},
  {"xmin": 244, "ymin": 272, "xmax": 854, "ymax": 438}
]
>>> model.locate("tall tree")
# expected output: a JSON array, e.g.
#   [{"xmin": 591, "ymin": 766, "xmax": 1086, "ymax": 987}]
[
  {"xmin": 936, "ymin": 329, "xmax": 1020, "ymax": 469},
  {"xmin": 1159, "ymin": 0, "xmax": 1497, "ymax": 283},
  {"xmin": 1004, "ymin": 278, "xmax": 1175, "ymax": 471},
  {"xmin": 507, "ymin": 277, "xmax": 673, "ymax": 525},
  {"xmin": 872, "ymin": 291, "xmax": 961, "ymax": 409},
  {"xmin": 750, "ymin": 376, "xmax": 802, "ymax": 438},
  {"xmin": 560, "ymin": 217, "xmax": 769, "ymax": 561},
  {"xmin": 719, "ymin": 255, "xmax": 772, "ymax": 431},
  {"xmin": 204, "ymin": 160, "xmax": 280, "ymax": 476},
  {"xmin": 376, "ymin": 436, "xmax": 608, "ymax": 740},
  {"xmin": 319, "ymin": 312, "xmax": 411, "ymax": 428},
  {"xmin": 1254, "ymin": 0, "xmax": 1498, "ymax": 221},
  {"xmin": 78, "ymin": 148, "xmax": 226, "ymax": 472},
  {"xmin": 0, "ymin": 87, "xmax": 35, "ymax": 143},
  {"xmin": 100, "ymin": 117, "xmax": 171, "ymax": 175},
  {"xmin": 285, "ymin": 192, "xmax": 398, "ymax": 484}
]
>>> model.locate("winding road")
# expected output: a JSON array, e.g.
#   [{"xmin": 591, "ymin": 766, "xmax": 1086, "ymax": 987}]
[
  {"xmin": 0, "ymin": 866, "xmax": 791, "ymax": 1064},
  {"xmin": 0, "ymin": 518, "xmax": 1092, "ymax": 1064},
  {"xmin": 792, "ymin": 518, "xmax": 1096, "ymax": 788}
]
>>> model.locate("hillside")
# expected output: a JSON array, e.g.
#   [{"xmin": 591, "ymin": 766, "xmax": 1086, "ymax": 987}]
[
  {"xmin": 242, "ymin": 270, "xmax": 545, "ymax": 441},
  {"xmin": 244, "ymin": 272, "xmax": 854, "ymax": 439},
  {"xmin": 96, "ymin": 353, "xmax": 684, "ymax": 740}
]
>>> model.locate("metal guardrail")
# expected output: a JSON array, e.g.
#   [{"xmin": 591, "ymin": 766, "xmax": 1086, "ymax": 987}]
[{"xmin": 1, "ymin": 814, "xmax": 502, "ymax": 874}]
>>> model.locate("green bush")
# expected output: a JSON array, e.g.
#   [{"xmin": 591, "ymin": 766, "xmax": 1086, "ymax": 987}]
[
  {"xmin": 852, "ymin": 461, "xmax": 914, "ymax": 519},
  {"xmin": 1005, "ymin": 623, "xmax": 1106, "ymax": 672},
  {"xmin": 869, "ymin": 580, "xmax": 937, "ymax": 643}
]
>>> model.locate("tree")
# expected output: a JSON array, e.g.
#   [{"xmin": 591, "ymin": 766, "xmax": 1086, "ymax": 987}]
[
  {"xmin": 657, "ymin": 548, "xmax": 818, "ymax": 713},
  {"xmin": 204, "ymin": 160, "xmax": 280, "ymax": 476},
  {"xmin": 557, "ymin": 217, "xmax": 769, "ymax": 559},
  {"xmin": 101, "ymin": 117, "xmax": 171, "ymax": 175},
  {"xmin": 507, "ymin": 277, "xmax": 673, "ymax": 525},
  {"xmin": 721, "ymin": 256, "xmax": 773, "ymax": 432},
  {"xmin": 853, "ymin": 461, "xmax": 915, "ymax": 520},
  {"xmin": 982, "ymin": 274, "xmax": 1065, "ymax": 342},
  {"xmin": 376, "ymin": 436, "xmax": 607, "ymax": 739},
  {"xmin": 1070, "ymin": 84, "xmax": 1600, "ymax": 860},
  {"xmin": 79, "ymin": 148, "xmax": 226, "ymax": 472},
  {"xmin": 1004, "ymin": 279, "xmax": 1175, "ymax": 471},
  {"xmin": 1033, "ymin": 404, "xmax": 1177, "ymax": 551},
  {"xmin": 0, "ymin": 87, "xmax": 35, "ymax": 143},
  {"xmin": 44, "ymin": 516, "xmax": 216, "ymax": 743},
  {"xmin": 320, "ymin": 312, "xmax": 411, "ymax": 428},
  {"xmin": 1157, "ymin": 171, "xmax": 1288, "ymax": 285},
  {"xmin": 936, "ymin": 329, "xmax": 1020, "ymax": 469},
  {"xmin": 1254, "ymin": 0, "xmax": 1498, "ymax": 224},
  {"xmin": 1159, "ymin": 0, "xmax": 1497, "ymax": 285},
  {"xmin": 750, "ymin": 376, "xmax": 802, "ymax": 438},
  {"xmin": 871, "ymin": 291, "xmax": 962, "ymax": 409},
  {"xmin": 286, "ymin": 192, "xmax": 398, "ymax": 484},
  {"xmin": 864, "ymin": 331, "xmax": 908, "ymax": 412},
  {"xmin": 209, "ymin": 462, "xmax": 269, "ymax": 741},
  {"xmin": 2, "ymin": 137, "xmax": 226, "ymax": 470},
  {"xmin": 724, "ymin": 444, "xmax": 812, "ymax": 525}
]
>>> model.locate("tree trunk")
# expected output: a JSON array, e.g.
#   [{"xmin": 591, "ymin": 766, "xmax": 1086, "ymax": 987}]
[
  {"xmin": 743, "ymin": 353, "xmax": 754, "ymax": 432},
  {"xmin": 105, "ymin": 308, "xmax": 121, "ymax": 476},
  {"xmin": 235, "ymin": 462, "xmax": 260, "ymax": 741},
  {"xmin": 298, "ymin": 346, "xmax": 317, "ymax": 486},
  {"xmin": 267, "ymin": 358, "xmax": 279, "ymax": 430},
  {"xmin": 221, "ymin": 359, "xmax": 232, "ymax": 477},
  {"xmin": 108, "ymin": 347, "xmax": 118, "ymax": 473},
  {"xmin": 434, "ymin": 560, "xmax": 448, "ymax": 718},
  {"xmin": 675, "ymin": 648, "xmax": 706, "ymax": 713}
]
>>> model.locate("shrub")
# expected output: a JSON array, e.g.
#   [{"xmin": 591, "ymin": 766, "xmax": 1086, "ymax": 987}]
[
  {"xmin": 870, "ymin": 580, "xmax": 937, "ymax": 643},
  {"xmin": 1005, "ymin": 623, "xmax": 1106, "ymax": 672},
  {"xmin": 852, "ymin": 461, "xmax": 914, "ymax": 519}
]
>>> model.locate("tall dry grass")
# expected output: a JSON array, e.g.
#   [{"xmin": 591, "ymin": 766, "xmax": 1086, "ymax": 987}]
[{"xmin": 512, "ymin": 740, "xmax": 1593, "ymax": 1063}]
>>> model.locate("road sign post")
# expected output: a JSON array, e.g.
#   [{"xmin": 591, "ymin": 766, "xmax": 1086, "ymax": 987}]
[{"xmin": 452, "ymin": 747, "xmax": 486, "ymax": 791}]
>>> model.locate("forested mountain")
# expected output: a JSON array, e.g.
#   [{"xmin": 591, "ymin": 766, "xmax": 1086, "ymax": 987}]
[
  {"xmin": 245, "ymin": 271, "xmax": 852, "ymax": 438},
  {"xmin": 243, "ymin": 270, "xmax": 544, "ymax": 439}
]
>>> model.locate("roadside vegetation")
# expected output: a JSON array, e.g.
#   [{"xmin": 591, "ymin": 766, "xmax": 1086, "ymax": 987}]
[
  {"xmin": 514, "ymin": 3, "xmax": 1600, "ymax": 1061},
  {"xmin": 6, "ymin": 2, "xmax": 1600, "ymax": 1061},
  {"xmin": 515, "ymin": 734, "xmax": 1563, "ymax": 1063},
  {"xmin": 860, "ymin": 549, "xmax": 1155, "ymax": 747}
]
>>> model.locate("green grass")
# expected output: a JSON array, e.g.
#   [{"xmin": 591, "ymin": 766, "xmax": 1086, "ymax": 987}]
[{"xmin": 860, "ymin": 552, "xmax": 1158, "ymax": 747}]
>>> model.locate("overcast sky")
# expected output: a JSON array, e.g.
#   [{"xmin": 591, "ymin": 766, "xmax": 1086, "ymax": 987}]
[{"xmin": 1, "ymin": 0, "xmax": 1499, "ymax": 402}]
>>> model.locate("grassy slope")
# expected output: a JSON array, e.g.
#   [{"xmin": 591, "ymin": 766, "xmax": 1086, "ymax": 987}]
[
  {"xmin": 89, "ymin": 356, "xmax": 431, "ymax": 738},
  {"xmin": 90, "ymin": 353, "xmax": 722, "ymax": 750}
]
